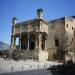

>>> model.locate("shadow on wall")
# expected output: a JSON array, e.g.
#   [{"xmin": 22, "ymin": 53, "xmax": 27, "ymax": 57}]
[
  {"xmin": 47, "ymin": 60, "xmax": 75, "ymax": 75},
  {"xmin": 53, "ymin": 49, "xmax": 65, "ymax": 61}
]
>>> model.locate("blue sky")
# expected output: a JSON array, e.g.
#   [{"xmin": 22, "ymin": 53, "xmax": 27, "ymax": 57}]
[{"xmin": 0, "ymin": 0, "xmax": 75, "ymax": 44}]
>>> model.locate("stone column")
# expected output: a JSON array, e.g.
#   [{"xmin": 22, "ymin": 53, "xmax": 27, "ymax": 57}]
[
  {"xmin": 27, "ymin": 34, "xmax": 29, "ymax": 50},
  {"xmin": 35, "ymin": 35, "xmax": 38, "ymax": 50},
  {"xmin": 14, "ymin": 36, "xmax": 16, "ymax": 50},
  {"xmin": 38, "ymin": 33, "xmax": 42, "ymax": 50},
  {"xmin": 10, "ymin": 35, "xmax": 13, "ymax": 51},
  {"xmin": 45, "ymin": 39, "xmax": 47, "ymax": 50},
  {"xmin": 19, "ymin": 35, "xmax": 21, "ymax": 50},
  {"xmin": 11, "ymin": 35, "xmax": 15, "ymax": 50}
]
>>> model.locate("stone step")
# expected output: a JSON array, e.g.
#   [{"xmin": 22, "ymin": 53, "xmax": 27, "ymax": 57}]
[{"xmin": 13, "ymin": 50, "xmax": 39, "ymax": 60}]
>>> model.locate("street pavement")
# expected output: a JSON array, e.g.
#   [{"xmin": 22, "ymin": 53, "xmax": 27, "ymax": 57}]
[{"xmin": 0, "ymin": 69, "xmax": 53, "ymax": 75}]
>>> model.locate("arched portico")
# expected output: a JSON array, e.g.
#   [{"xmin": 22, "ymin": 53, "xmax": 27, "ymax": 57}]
[{"xmin": 12, "ymin": 31, "xmax": 48, "ymax": 51}]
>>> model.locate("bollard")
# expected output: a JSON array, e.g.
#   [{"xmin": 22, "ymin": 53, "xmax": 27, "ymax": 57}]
[
  {"xmin": 0, "ymin": 67, "xmax": 1, "ymax": 71},
  {"xmin": 30, "ymin": 65, "xmax": 32, "ymax": 70},
  {"xmin": 11, "ymin": 66, "xmax": 13, "ymax": 71},
  {"xmin": 46, "ymin": 63, "xmax": 47, "ymax": 67},
  {"xmin": 53, "ymin": 63, "xmax": 54, "ymax": 67},
  {"xmin": 44, "ymin": 64, "xmax": 45, "ymax": 68},
  {"xmin": 49, "ymin": 64, "xmax": 51, "ymax": 68},
  {"xmin": 38, "ymin": 64, "xmax": 39, "ymax": 69},
  {"xmin": 22, "ymin": 66, "xmax": 23, "ymax": 71}
]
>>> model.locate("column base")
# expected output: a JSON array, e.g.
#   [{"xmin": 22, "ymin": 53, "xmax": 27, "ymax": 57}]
[{"xmin": 38, "ymin": 50, "xmax": 48, "ymax": 61}]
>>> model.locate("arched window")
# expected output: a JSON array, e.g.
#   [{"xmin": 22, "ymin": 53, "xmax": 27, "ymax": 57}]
[
  {"xmin": 15, "ymin": 37, "xmax": 19, "ymax": 49},
  {"xmin": 55, "ymin": 39, "xmax": 59, "ymax": 47}
]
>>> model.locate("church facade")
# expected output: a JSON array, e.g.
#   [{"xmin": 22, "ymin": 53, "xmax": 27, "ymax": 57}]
[{"xmin": 10, "ymin": 9, "xmax": 75, "ymax": 61}]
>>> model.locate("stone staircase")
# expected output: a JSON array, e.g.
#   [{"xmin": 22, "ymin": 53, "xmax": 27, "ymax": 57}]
[{"xmin": 12, "ymin": 50, "xmax": 39, "ymax": 60}]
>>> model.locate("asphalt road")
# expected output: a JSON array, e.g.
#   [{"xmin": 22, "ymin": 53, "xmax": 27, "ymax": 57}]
[{"xmin": 0, "ymin": 69, "xmax": 52, "ymax": 75}]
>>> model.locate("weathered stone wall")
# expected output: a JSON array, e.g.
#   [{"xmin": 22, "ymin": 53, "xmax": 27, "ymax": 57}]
[
  {"xmin": 65, "ymin": 17, "xmax": 75, "ymax": 52},
  {"xmin": 50, "ymin": 19, "xmax": 65, "ymax": 50},
  {"xmin": 65, "ymin": 17, "xmax": 75, "ymax": 62},
  {"xmin": 48, "ymin": 18, "xmax": 65, "ymax": 60}
]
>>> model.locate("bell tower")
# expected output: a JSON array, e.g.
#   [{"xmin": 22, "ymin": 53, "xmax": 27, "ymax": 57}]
[{"xmin": 37, "ymin": 9, "xmax": 43, "ymax": 19}]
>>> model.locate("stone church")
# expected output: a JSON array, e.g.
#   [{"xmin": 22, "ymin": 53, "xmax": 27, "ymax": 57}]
[{"xmin": 10, "ymin": 9, "xmax": 75, "ymax": 61}]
